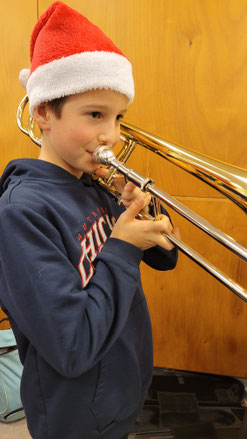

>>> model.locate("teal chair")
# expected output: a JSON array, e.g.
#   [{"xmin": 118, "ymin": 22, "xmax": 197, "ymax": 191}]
[{"xmin": 0, "ymin": 329, "xmax": 25, "ymax": 422}]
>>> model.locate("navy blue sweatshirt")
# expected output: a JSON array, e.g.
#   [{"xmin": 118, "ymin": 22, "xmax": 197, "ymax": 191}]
[{"xmin": 0, "ymin": 159, "xmax": 178, "ymax": 439}]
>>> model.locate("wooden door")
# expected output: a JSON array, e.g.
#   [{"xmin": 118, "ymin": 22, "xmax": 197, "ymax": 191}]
[{"xmin": 1, "ymin": 0, "xmax": 247, "ymax": 376}]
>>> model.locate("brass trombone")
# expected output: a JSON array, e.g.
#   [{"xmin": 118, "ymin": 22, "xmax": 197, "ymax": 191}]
[{"xmin": 17, "ymin": 95, "xmax": 247, "ymax": 301}]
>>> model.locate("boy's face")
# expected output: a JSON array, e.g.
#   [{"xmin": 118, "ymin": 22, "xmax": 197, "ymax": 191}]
[{"xmin": 38, "ymin": 89, "xmax": 128, "ymax": 178}]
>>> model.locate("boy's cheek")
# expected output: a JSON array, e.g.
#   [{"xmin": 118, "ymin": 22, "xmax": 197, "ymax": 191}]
[{"xmin": 71, "ymin": 126, "xmax": 96, "ymax": 144}]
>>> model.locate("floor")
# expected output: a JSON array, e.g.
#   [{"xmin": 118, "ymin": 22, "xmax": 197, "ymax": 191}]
[
  {"xmin": 0, "ymin": 417, "xmax": 31, "ymax": 439},
  {"xmin": 0, "ymin": 368, "xmax": 246, "ymax": 439}
]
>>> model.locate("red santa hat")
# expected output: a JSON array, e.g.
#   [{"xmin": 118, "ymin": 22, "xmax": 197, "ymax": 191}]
[{"xmin": 19, "ymin": 1, "xmax": 134, "ymax": 115}]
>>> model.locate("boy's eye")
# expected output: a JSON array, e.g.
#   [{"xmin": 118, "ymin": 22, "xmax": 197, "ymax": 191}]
[
  {"xmin": 88, "ymin": 112, "xmax": 124, "ymax": 121},
  {"xmin": 90, "ymin": 112, "xmax": 101, "ymax": 119}
]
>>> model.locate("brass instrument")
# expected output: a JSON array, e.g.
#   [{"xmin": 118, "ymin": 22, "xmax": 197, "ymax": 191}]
[{"xmin": 17, "ymin": 95, "xmax": 247, "ymax": 301}]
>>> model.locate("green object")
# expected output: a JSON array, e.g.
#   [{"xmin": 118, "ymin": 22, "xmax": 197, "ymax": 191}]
[{"xmin": 0, "ymin": 329, "xmax": 25, "ymax": 422}]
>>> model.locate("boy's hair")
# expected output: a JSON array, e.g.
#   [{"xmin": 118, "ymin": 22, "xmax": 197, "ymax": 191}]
[
  {"xmin": 38, "ymin": 97, "xmax": 68, "ymax": 133},
  {"xmin": 47, "ymin": 96, "xmax": 68, "ymax": 119}
]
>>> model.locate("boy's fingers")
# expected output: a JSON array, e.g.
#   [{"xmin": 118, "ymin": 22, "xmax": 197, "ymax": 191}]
[
  {"xmin": 123, "ymin": 182, "xmax": 137, "ymax": 193},
  {"xmin": 155, "ymin": 215, "xmax": 172, "ymax": 231},
  {"xmin": 123, "ymin": 195, "xmax": 146, "ymax": 219},
  {"xmin": 94, "ymin": 169, "xmax": 127, "ymax": 194},
  {"xmin": 156, "ymin": 234, "xmax": 175, "ymax": 250},
  {"xmin": 156, "ymin": 223, "xmax": 180, "ymax": 250},
  {"xmin": 94, "ymin": 167, "xmax": 108, "ymax": 178},
  {"xmin": 172, "ymin": 226, "xmax": 181, "ymax": 239},
  {"xmin": 113, "ymin": 176, "xmax": 126, "ymax": 194},
  {"xmin": 122, "ymin": 184, "xmax": 140, "ymax": 201}
]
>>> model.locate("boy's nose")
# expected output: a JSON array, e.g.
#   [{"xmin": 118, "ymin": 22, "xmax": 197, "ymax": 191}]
[{"xmin": 97, "ymin": 124, "xmax": 120, "ymax": 148}]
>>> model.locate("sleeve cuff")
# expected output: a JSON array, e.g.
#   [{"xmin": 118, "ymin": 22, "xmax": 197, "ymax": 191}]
[{"xmin": 102, "ymin": 237, "xmax": 143, "ymax": 267}]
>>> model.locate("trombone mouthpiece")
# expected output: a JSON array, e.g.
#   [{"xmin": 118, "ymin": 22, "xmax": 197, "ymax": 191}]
[{"xmin": 93, "ymin": 145, "xmax": 115, "ymax": 165}]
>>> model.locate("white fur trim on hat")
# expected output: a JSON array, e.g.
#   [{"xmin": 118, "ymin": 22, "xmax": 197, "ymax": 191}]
[
  {"xmin": 19, "ymin": 69, "xmax": 30, "ymax": 89},
  {"xmin": 26, "ymin": 51, "xmax": 134, "ymax": 115}
]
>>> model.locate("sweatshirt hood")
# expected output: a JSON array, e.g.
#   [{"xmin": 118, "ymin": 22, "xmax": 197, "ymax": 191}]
[{"xmin": 0, "ymin": 159, "xmax": 93, "ymax": 196}]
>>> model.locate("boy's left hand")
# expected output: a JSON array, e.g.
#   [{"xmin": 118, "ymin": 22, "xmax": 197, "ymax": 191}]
[
  {"xmin": 95, "ymin": 167, "xmax": 181, "ymax": 246},
  {"xmin": 95, "ymin": 167, "xmax": 151, "ymax": 210}
]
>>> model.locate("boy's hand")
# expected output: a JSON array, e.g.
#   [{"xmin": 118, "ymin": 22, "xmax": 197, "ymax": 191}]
[
  {"xmin": 95, "ymin": 167, "xmax": 151, "ymax": 210},
  {"xmin": 110, "ymin": 192, "xmax": 180, "ymax": 251}
]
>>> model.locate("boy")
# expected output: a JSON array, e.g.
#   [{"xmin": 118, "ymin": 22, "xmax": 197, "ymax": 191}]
[{"xmin": 0, "ymin": 2, "xmax": 178, "ymax": 438}]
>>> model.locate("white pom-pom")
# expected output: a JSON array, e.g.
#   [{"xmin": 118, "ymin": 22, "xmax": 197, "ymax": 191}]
[{"xmin": 19, "ymin": 69, "xmax": 30, "ymax": 88}]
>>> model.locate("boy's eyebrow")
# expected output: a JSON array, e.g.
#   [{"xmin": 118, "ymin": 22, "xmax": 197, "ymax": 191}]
[{"xmin": 79, "ymin": 104, "xmax": 127, "ymax": 113}]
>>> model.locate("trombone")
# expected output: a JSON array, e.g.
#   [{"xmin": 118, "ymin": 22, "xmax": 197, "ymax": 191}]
[{"xmin": 17, "ymin": 95, "xmax": 247, "ymax": 301}]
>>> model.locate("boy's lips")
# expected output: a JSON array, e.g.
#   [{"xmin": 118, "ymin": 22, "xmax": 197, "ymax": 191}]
[
  {"xmin": 87, "ymin": 145, "xmax": 111, "ymax": 159},
  {"xmin": 87, "ymin": 146, "xmax": 105, "ymax": 159}
]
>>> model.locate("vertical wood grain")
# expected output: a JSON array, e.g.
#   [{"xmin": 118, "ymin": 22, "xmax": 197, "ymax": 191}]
[{"xmin": 0, "ymin": 1, "xmax": 39, "ymax": 176}]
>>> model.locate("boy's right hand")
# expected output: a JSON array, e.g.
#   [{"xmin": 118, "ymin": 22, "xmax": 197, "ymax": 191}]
[{"xmin": 111, "ymin": 193, "xmax": 179, "ymax": 251}]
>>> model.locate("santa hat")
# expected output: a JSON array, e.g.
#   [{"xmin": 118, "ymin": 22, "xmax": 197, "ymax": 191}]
[{"xmin": 19, "ymin": 1, "xmax": 134, "ymax": 115}]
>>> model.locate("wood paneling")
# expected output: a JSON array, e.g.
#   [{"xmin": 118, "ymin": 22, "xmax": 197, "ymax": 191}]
[
  {"xmin": 2, "ymin": 0, "xmax": 247, "ymax": 376},
  {"xmin": 0, "ymin": 1, "xmax": 38, "ymax": 176},
  {"xmin": 0, "ymin": 3, "xmax": 38, "ymax": 328},
  {"xmin": 0, "ymin": 307, "xmax": 10, "ymax": 330}
]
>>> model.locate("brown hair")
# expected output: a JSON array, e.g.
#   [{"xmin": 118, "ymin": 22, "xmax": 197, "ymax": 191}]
[{"xmin": 46, "ymin": 96, "xmax": 69, "ymax": 118}]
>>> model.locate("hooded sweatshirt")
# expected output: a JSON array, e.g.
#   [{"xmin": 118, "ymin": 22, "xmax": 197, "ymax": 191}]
[{"xmin": 0, "ymin": 159, "xmax": 178, "ymax": 439}]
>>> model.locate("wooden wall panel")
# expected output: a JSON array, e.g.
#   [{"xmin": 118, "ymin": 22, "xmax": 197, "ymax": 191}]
[
  {"xmin": 0, "ymin": 1, "xmax": 38, "ymax": 176},
  {"xmin": 3, "ymin": 0, "xmax": 247, "ymax": 376},
  {"xmin": 0, "ymin": 307, "xmax": 10, "ymax": 330}
]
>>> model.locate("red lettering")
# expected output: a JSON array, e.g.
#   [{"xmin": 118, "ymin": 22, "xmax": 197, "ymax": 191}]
[
  {"xmin": 92, "ymin": 221, "xmax": 103, "ymax": 252},
  {"xmin": 98, "ymin": 217, "xmax": 107, "ymax": 243},
  {"xmin": 78, "ymin": 229, "xmax": 97, "ymax": 287}
]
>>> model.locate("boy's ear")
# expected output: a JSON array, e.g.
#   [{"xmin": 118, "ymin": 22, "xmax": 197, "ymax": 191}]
[{"xmin": 33, "ymin": 103, "xmax": 51, "ymax": 130}]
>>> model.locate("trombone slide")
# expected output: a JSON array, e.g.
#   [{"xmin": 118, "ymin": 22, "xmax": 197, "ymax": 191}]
[{"xmin": 93, "ymin": 145, "xmax": 247, "ymax": 302}]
